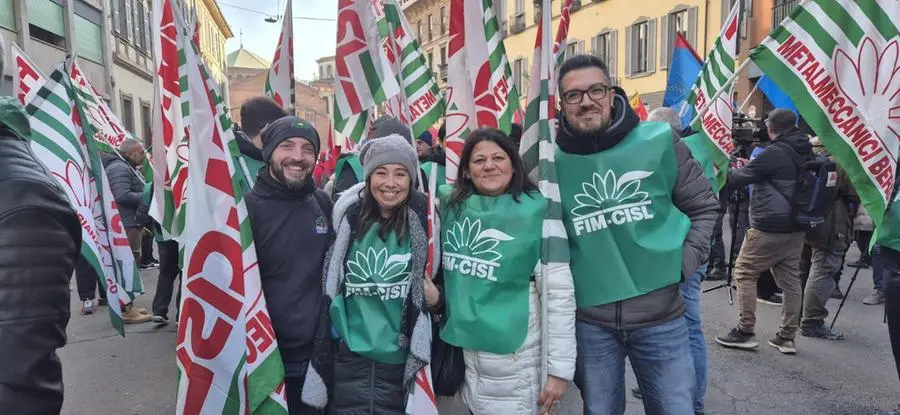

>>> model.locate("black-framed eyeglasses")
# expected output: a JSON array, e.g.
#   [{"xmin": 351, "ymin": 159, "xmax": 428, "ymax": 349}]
[{"xmin": 561, "ymin": 84, "xmax": 611, "ymax": 105}]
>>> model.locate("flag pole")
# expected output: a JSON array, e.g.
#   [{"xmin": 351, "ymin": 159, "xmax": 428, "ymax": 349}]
[
  {"xmin": 739, "ymin": 83, "xmax": 759, "ymax": 113},
  {"xmin": 689, "ymin": 57, "xmax": 752, "ymax": 127}
]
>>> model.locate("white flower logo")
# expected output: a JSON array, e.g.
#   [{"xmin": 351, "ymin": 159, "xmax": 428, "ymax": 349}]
[
  {"xmin": 834, "ymin": 36, "xmax": 900, "ymax": 141},
  {"xmin": 443, "ymin": 218, "xmax": 514, "ymax": 262},
  {"xmin": 346, "ymin": 247, "xmax": 411, "ymax": 284},
  {"xmin": 571, "ymin": 170, "xmax": 653, "ymax": 217}
]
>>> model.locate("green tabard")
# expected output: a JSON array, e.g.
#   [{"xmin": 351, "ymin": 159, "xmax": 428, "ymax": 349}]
[
  {"xmin": 555, "ymin": 121, "xmax": 690, "ymax": 307},
  {"xmin": 437, "ymin": 185, "xmax": 546, "ymax": 354},
  {"xmin": 330, "ymin": 223, "xmax": 412, "ymax": 364},
  {"xmin": 420, "ymin": 161, "xmax": 446, "ymax": 193}
]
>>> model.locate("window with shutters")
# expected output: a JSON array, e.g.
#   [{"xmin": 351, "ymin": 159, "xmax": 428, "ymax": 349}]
[
  {"xmin": 632, "ymin": 22, "xmax": 649, "ymax": 74},
  {"xmin": 121, "ymin": 94, "xmax": 135, "ymax": 133},
  {"xmin": 427, "ymin": 14, "xmax": 433, "ymax": 41},
  {"xmin": 135, "ymin": 1, "xmax": 145, "ymax": 51},
  {"xmin": 144, "ymin": 7, "xmax": 152, "ymax": 55},
  {"xmin": 140, "ymin": 101, "xmax": 151, "ymax": 146},
  {"xmin": 660, "ymin": 8, "xmax": 692, "ymax": 70},
  {"xmin": 515, "ymin": 0, "xmax": 524, "ymax": 15},
  {"xmin": 417, "ymin": 20, "xmax": 422, "ymax": 41},
  {"xmin": 0, "ymin": 0, "xmax": 15, "ymax": 30},
  {"xmin": 512, "ymin": 58, "xmax": 527, "ymax": 98},
  {"xmin": 626, "ymin": 18, "xmax": 656, "ymax": 77},
  {"xmin": 440, "ymin": 7, "xmax": 446, "ymax": 34},
  {"xmin": 75, "ymin": 15, "xmax": 103, "ymax": 63},
  {"xmin": 28, "ymin": 0, "xmax": 66, "ymax": 48},
  {"xmin": 593, "ymin": 33, "xmax": 610, "ymax": 64}
]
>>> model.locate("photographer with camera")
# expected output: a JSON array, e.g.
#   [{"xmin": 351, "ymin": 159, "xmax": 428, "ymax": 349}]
[{"xmin": 715, "ymin": 109, "xmax": 812, "ymax": 355}]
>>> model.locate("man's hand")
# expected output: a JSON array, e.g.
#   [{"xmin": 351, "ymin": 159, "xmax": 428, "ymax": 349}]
[
  {"xmin": 537, "ymin": 375, "xmax": 567, "ymax": 414},
  {"xmin": 732, "ymin": 157, "xmax": 749, "ymax": 168}
]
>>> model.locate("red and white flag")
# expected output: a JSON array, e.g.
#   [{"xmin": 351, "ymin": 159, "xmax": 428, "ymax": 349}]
[
  {"xmin": 264, "ymin": 0, "xmax": 295, "ymax": 112},
  {"xmin": 10, "ymin": 42, "xmax": 46, "ymax": 106}
]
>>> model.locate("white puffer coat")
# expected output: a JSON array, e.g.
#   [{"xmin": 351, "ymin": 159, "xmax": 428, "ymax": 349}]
[{"xmin": 460, "ymin": 262, "xmax": 577, "ymax": 415}]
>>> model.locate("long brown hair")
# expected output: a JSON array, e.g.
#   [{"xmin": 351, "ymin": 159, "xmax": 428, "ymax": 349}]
[{"xmin": 357, "ymin": 175, "xmax": 411, "ymax": 240}]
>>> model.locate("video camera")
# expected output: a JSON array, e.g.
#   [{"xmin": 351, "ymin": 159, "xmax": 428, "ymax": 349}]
[{"xmin": 732, "ymin": 114, "xmax": 764, "ymax": 144}]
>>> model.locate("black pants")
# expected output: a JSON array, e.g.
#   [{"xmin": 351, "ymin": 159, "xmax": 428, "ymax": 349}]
[
  {"xmin": 75, "ymin": 257, "xmax": 99, "ymax": 301},
  {"xmin": 141, "ymin": 230, "xmax": 157, "ymax": 265},
  {"xmin": 878, "ymin": 247, "xmax": 900, "ymax": 382},
  {"xmin": 709, "ymin": 209, "xmax": 727, "ymax": 269},
  {"xmin": 857, "ymin": 230, "xmax": 875, "ymax": 262},
  {"xmin": 284, "ymin": 360, "xmax": 321, "ymax": 415},
  {"xmin": 151, "ymin": 240, "xmax": 181, "ymax": 317}
]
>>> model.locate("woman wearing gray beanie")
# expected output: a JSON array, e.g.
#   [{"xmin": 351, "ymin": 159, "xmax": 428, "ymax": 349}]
[
  {"xmin": 436, "ymin": 128, "xmax": 576, "ymax": 414},
  {"xmin": 301, "ymin": 134, "xmax": 440, "ymax": 413}
]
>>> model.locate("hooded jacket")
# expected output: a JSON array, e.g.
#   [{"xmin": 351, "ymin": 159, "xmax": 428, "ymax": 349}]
[
  {"xmin": 556, "ymin": 87, "xmax": 720, "ymax": 330},
  {"xmin": 245, "ymin": 168, "xmax": 333, "ymax": 363},
  {"xmin": 726, "ymin": 128, "xmax": 812, "ymax": 233},
  {"xmin": 0, "ymin": 98, "xmax": 81, "ymax": 413},
  {"xmin": 233, "ymin": 129, "xmax": 265, "ymax": 194}
]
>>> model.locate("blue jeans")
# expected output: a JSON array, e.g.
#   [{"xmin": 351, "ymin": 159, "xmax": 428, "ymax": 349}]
[
  {"xmin": 575, "ymin": 317, "xmax": 695, "ymax": 415},
  {"xmin": 680, "ymin": 264, "xmax": 708, "ymax": 413}
]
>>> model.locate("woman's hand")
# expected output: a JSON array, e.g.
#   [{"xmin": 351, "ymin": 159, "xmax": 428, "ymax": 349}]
[
  {"xmin": 537, "ymin": 375, "xmax": 567, "ymax": 414},
  {"xmin": 424, "ymin": 275, "xmax": 440, "ymax": 307}
]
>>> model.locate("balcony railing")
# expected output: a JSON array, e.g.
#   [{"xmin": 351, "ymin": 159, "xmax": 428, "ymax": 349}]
[
  {"xmin": 439, "ymin": 63, "xmax": 448, "ymax": 83},
  {"xmin": 772, "ymin": 0, "xmax": 800, "ymax": 27}
]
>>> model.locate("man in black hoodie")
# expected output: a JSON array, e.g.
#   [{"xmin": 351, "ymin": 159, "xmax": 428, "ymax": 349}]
[
  {"xmin": 554, "ymin": 55, "xmax": 719, "ymax": 414},
  {"xmin": 715, "ymin": 109, "xmax": 812, "ymax": 355},
  {"xmin": 246, "ymin": 116, "xmax": 332, "ymax": 414}
]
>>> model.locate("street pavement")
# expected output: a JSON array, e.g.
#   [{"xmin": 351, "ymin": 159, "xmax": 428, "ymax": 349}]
[{"xmin": 60, "ymin": 244, "xmax": 899, "ymax": 415}]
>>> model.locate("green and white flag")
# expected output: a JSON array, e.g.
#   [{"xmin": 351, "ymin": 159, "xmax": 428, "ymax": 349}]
[
  {"xmin": 445, "ymin": 0, "xmax": 520, "ymax": 183},
  {"xmin": 27, "ymin": 62, "xmax": 140, "ymax": 335},
  {"xmin": 375, "ymin": 0, "xmax": 446, "ymax": 139},
  {"xmin": 749, "ymin": 0, "xmax": 899, "ymax": 248},
  {"xmin": 520, "ymin": 0, "xmax": 572, "ymax": 177},
  {"xmin": 173, "ymin": 10, "xmax": 288, "ymax": 414},
  {"xmin": 685, "ymin": 1, "xmax": 741, "ymax": 190},
  {"xmin": 333, "ymin": 0, "xmax": 401, "ymax": 144}
]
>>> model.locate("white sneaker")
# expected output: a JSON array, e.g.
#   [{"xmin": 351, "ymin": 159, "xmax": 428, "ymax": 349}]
[{"xmin": 81, "ymin": 300, "xmax": 94, "ymax": 315}]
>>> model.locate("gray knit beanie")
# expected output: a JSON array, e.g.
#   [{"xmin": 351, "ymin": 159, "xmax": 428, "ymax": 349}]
[
  {"xmin": 358, "ymin": 134, "xmax": 418, "ymax": 180},
  {"xmin": 371, "ymin": 116, "xmax": 411, "ymax": 142}
]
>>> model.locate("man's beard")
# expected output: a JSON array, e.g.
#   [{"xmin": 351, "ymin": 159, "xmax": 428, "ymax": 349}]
[
  {"xmin": 569, "ymin": 106, "xmax": 610, "ymax": 136},
  {"xmin": 271, "ymin": 160, "xmax": 310, "ymax": 190}
]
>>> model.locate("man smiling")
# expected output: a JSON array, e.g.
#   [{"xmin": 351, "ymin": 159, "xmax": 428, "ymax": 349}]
[
  {"xmin": 245, "ymin": 116, "xmax": 332, "ymax": 414},
  {"xmin": 553, "ymin": 55, "xmax": 719, "ymax": 414}
]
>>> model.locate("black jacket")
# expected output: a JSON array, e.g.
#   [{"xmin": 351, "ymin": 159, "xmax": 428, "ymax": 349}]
[
  {"xmin": 102, "ymin": 153, "xmax": 147, "ymax": 228},
  {"xmin": 0, "ymin": 132, "xmax": 81, "ymax": 413},
  {"xmin": 246, "ymin": 170, "xmax": 333, "ymax": 363},
  {"xmin": 726, "ymin": 129, "xmax": 812, "ymax": 233},
  {"xmin": 556, "ymin": 88, "xmax": 720, "ymax": 330}
]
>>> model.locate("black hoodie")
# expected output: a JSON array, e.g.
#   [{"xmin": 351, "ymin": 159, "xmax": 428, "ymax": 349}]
[
  {"xmin": 556, "ymin": 88, "xmax": 720, "ymax": 331},
  {"xmin": 245, "ymin": 169, "xmax": 333, "ymax": 363}
]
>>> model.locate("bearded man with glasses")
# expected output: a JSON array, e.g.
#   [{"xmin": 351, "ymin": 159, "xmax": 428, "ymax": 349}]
[{"xmin": 553, "ymin": 54, "xmax": 719, "ymax": 414}]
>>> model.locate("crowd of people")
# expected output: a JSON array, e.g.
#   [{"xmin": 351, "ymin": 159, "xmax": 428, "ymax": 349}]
[{"xmin": 2, "ymin": 32, "xmax": 900, "ymax": 415}]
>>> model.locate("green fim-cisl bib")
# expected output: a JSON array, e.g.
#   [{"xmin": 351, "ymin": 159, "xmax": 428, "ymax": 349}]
[
  {"xmin": 438, "ymin": 186, "xmax": 546, "ymax": 354},
  {"xmin": 556, "ymin": 122, "xmax": 690, "ymax": 307},
  {"xmin": 330, "ymin": 223, "xmax": 411, "ymax": 364}
]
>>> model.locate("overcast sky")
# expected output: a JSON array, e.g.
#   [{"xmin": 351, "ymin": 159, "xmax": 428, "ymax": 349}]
[{"xmin": 217, "ymin": 0, "xmax": 337, "ymax": 81}]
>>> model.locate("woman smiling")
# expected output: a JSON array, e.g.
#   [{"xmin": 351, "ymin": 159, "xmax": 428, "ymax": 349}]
[
  {"xmin": 301, "ymin": 134, "xmax": 440, "ymax": 413},
  {"xmin": 437, "ymin": 128, "xmax": 577, "ymax": 414}
]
